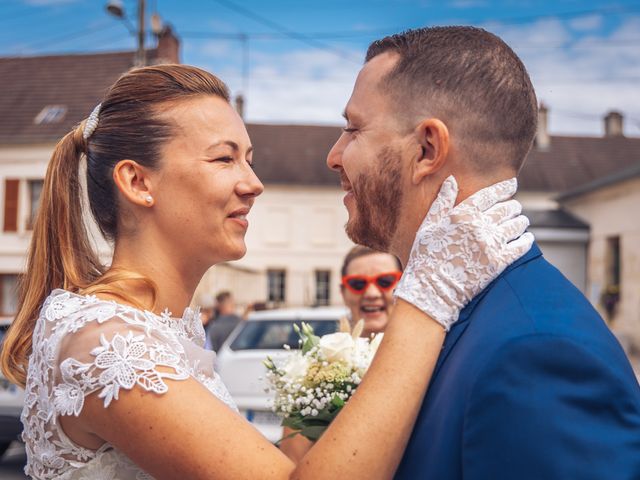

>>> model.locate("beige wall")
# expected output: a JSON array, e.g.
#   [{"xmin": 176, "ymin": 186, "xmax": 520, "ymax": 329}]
[
  {"xmin": 562, "ymin": 176, "xmax": 640, "ymax": 349},
  {"xmin": 196, "ymin": 185, "xmax": 355, "ymax": 309}
]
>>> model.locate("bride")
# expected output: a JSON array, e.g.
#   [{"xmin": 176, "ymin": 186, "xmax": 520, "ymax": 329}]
[{"xmin": 0, "ymin": 64, "xmax": 531, "ymax": 479}]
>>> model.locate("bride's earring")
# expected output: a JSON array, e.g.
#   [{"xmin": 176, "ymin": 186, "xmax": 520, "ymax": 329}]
[{"xmin": 144, "ymin": 195, "xmax": 153, "ymax": 204}]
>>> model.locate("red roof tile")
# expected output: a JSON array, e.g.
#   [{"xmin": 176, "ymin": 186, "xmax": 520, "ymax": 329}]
[{"xmin": 0, "ymin": 49, "xmax": 157, "ymax": 145}]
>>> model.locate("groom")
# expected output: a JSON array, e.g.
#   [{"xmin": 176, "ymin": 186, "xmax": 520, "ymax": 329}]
[{"xmin": 327, "ymin": 26, "xmax": 640, "ymax": 479}]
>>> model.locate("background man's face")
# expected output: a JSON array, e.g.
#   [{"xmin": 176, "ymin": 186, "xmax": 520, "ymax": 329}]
[{"xmin": 327, "ymin": 53, "xmax": 414, "ymax": 252}]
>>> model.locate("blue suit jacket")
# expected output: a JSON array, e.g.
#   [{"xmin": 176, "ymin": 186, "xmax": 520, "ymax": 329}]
[{"xmin": 396, "ymin": 243, "xmax": 640, "ymax": 479}]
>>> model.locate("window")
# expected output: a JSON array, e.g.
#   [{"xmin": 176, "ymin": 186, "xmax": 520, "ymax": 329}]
[
  {"xmin": 606, "ymin": 236, "xmax": 621, "ymax": 287},
  {"xmin": 230, "ymin": 320, "xmax": 339, "ymax": 351},
  {"xmin": 315, "ymin": 270, "xmax": 331, "ymax": 306},
  {"xmin": 601, "ymin": 236, "xmax": 622, "ymax": 319},
  {"xmin": 34, "ymin": 105, "xmax": 67, "ymax": 125},
  {"xmin": 27, "ymin": 179, "xmax": 44, "ymax": 229},
  {"xmin": 267, "ymin": 269, "xmax": 286, "ymax": 304},
  {"xmin": 3, "ymin": 179, "xmax": 19, "ymax": 232},
  {"xmin": 0, "ymin": 274, "xmax": 18, "ymax": 316}
]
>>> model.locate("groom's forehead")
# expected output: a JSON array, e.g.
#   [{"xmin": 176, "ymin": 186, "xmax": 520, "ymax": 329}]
[
  {"xmin": 354, "ymin": 52, "xmax": 399, "ymax": 92},
  {"xmin": 347, "ymin": 54, "xmax": 400, "ymax": 118}
]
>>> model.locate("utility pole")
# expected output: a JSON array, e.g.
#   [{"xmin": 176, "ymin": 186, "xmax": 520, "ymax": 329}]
[
  {"xmin": 106, "ymin": 0, "xmax": 147, "ymax": 66},
  {"xmin": 137, "ymin": 0, "xmax": 146, "ymax": 67}
]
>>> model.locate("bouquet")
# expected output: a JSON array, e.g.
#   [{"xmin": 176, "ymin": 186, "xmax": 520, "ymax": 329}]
[{"xmin": 264, "ymin": 320, "xmax": 382, "ymax": 441}]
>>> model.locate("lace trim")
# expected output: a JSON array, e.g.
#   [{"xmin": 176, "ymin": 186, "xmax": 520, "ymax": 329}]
[{"xmin": 23, "ymin": 290, "xmax": 236, "ymax": 480}]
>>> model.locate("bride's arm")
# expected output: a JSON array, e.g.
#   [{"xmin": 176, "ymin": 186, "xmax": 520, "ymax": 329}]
[{"xmin": 75, "ymin": 299, "xmax": 441, "ymax": 480}]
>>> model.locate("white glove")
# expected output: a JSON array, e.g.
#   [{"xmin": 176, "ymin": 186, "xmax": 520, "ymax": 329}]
[{"xmin": 394, "ymin": 175, "xmax": 534, "ymax": 331}]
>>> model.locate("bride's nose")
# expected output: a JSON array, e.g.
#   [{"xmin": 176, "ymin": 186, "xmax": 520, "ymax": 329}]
[{"xmin": 236, "ymin": 166, "xmax": 264, "ymax": 197}]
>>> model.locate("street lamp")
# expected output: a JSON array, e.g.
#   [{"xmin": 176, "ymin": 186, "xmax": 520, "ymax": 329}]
[
  {"xmin": 106, "ymin": 0, "xmax": 146, "ymax": 66},
  {"xmin": 106, "ymin": 0, "xmax": 124, "ymax": 18}
]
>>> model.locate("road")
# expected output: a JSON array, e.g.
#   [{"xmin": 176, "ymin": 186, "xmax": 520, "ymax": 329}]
[{"xmin": 0, "ymin": 441, "xmax": 28, "ymax": 479}]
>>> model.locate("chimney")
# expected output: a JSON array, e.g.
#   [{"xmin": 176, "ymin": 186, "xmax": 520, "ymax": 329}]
[
  {"xmin": 535, "ymin": 102, "xmax": 550, "ymax": 150},
  {"xmin": 235, "ymin": 94, "xmax": 245, "ymax": 119},
  {"xmin": 155, "ymin": 24, "xmax": 180, "ymax": 64},
  {"xmin": 604, "ymin": 110, "xmax": 624, "ymax": 137}
]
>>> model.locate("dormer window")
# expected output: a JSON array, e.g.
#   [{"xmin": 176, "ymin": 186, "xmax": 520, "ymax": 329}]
[{"xmin": 34, "ymin": 105, "xmax": 67, "ymax": 124}]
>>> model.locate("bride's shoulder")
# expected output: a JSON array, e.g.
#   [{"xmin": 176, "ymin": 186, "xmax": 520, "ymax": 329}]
[
  {"xmin": 38, "ymin": 289, "xmax": 169, "ymax": 365},
  {"xmin": 40, "ymin": 289, "xmax": 148, "ymax": 330}
]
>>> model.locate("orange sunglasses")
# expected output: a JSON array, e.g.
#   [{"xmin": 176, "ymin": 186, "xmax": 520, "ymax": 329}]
[{"xmin": 341, "ymin": 271, "xmax": 402, "ymax": 294}]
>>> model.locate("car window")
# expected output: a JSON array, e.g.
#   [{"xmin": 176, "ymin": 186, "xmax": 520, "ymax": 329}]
[{"xmin": 229, "ymin": 320, "xmax": 339, "ymax": 351}]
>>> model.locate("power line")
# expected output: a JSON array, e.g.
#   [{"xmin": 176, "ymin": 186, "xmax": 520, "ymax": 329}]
[
  {"xmin": 209, "ymin": 0, "xmax": 361, "ymax": 64},
  {"xmin": 0, "ymin": 2, "xmax": 66, "ymax": 26},
  {"xmin": 16, "ymin": 20, "xmax": 119, "ymax": 52},
  {"xmin": 181, "ymin": 30, "xmax": 640, "ymax": 50}
]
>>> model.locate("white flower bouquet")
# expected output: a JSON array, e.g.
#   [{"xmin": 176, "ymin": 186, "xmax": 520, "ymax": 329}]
[{"xmin": 264, "ymin": 320, "xmax": 382, "ymax": 441}]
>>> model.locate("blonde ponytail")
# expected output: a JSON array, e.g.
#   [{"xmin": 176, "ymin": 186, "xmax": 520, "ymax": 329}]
[{"xmin": 0, "ymin": 123, "xmax": 103, "ymax": 387}]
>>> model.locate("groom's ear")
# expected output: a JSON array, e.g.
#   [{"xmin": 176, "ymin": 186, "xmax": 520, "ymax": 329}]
[{"xmin": 411, "ymin": 118, "xmax": 450, "ymax": 185}]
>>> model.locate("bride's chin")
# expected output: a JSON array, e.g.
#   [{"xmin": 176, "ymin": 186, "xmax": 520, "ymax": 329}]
[{"xmin": 226, "ymin": 243, "xmax": 248, "ymax": 261}]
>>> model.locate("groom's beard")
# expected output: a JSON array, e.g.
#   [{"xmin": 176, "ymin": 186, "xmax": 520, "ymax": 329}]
[{"xmin": 345, "ymin": 147, "xmax": 403, "ymax": 252}]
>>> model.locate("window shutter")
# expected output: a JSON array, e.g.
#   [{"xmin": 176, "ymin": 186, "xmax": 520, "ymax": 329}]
[{"xmin": 3, "ymin": 179, "xmax": 19, "ymax": 232}]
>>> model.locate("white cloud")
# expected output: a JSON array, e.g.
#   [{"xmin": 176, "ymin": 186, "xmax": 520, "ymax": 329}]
[
  {"xmin": 199, "ymin": 40, "xmax": 235, "ymax": 58},
  {"xmin": 201, "ymin": 48, "xmax": 363, "ymax": 125},
  {"xmin": 569, "ymin": 14, "xmax": 603, "ymax": 32},
  {"xmin": 488, "ymin": 17, "xmax": 640, "ymax": 135}
]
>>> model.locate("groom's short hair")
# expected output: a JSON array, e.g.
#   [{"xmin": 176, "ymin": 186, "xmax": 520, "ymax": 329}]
[{"xmin": 366, "ymin": 26, "xmax": 537, "ymax": 172}]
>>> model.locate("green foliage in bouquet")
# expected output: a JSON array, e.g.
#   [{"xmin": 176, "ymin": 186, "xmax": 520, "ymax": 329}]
[{"xmin": 264, "ymin": 321, "xmax": 381, "ymax": 442}]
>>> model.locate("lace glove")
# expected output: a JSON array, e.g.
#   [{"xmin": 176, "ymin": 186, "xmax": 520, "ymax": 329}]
[{"xmin": 394, "ymin": 176, "xmax": 534, "ymax": 331}]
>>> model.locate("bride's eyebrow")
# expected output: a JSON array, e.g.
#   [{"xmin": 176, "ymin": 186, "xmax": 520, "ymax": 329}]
[{"xmin": 205, "ymin": 141, "xmax": 253, "ymax": 154}]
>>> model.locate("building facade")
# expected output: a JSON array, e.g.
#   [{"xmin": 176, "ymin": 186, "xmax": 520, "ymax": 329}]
[{"xmin": 559, "ymin": 166, "xmax": 640, "ymax": 353}]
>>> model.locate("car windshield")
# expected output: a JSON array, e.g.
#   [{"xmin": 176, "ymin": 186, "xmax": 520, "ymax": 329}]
[{"xmin": 229, "ymin": 320, "xmax": 339, "ymax": 351}]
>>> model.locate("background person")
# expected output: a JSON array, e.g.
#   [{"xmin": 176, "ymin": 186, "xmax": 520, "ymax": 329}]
[
  {"xmin": 340, "ymin": 245, "xmax": 402, "ymax": 337},
  {"xmin": 197, "ymin": 293, "xmax": 215, "ymax": 350},
  {"xmin": 209, "ymin": 290, "xmax": 242, "ymax": 352}
]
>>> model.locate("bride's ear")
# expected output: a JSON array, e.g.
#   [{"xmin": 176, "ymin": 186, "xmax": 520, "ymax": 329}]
[
  {"xmin": 112, "ymin": 159, "xmax": 155, "ymax": 207},
  {"xmin": 411, "ymin": 118, "xmax": 450, "ymax": 185}
]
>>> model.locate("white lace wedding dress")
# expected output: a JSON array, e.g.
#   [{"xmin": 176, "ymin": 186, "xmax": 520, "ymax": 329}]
[{"xmin": 22, "ymin": 289, "xmax": 238, "ymax": 479}]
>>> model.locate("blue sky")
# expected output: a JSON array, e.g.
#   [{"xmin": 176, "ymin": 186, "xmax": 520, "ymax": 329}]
[{"xmin": 2, "ymin": 0, "xmax": 639, "ymax": 135}]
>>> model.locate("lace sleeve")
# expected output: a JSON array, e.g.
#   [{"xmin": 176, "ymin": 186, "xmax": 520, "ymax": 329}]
[{"xmin": 53, "ymin": 311, "xmax": 191, "ymax": 416}]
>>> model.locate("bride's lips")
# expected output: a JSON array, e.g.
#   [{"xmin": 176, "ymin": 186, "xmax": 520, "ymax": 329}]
[{"xmin": 227, "ymin": 207, "xmax": 250, "ymax": 229}]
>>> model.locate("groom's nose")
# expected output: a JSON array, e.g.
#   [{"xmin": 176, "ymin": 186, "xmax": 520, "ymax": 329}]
[{"xmin": 327, "ymin": 133, "xmax": 347, "ymax": 171}]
